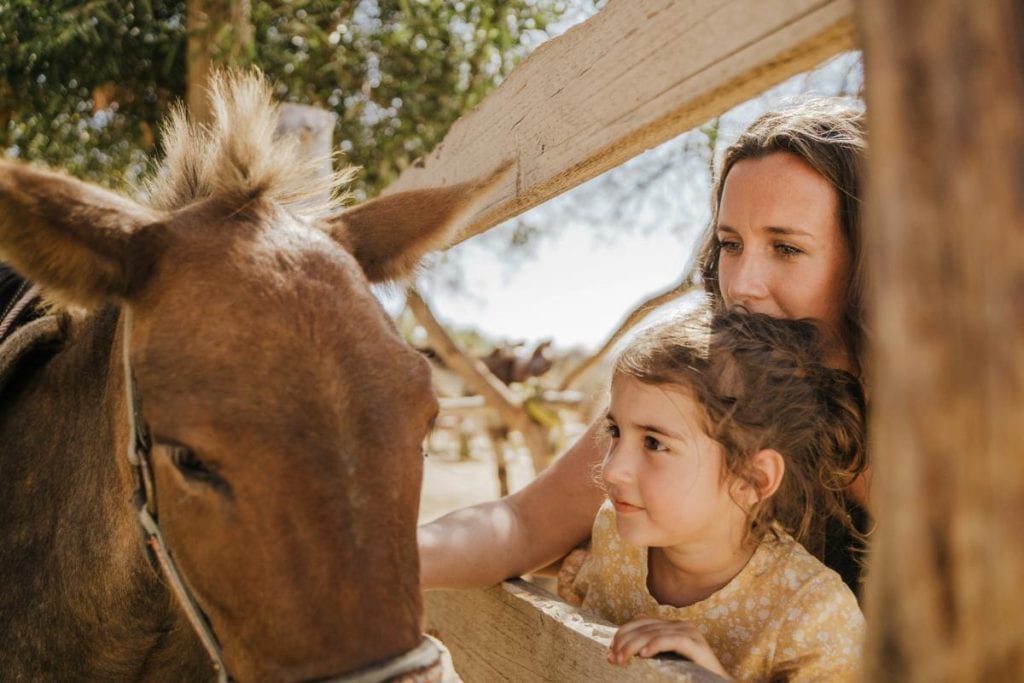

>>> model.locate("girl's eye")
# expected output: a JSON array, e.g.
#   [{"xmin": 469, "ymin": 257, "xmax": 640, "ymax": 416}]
[
  {"xmin": 606, "ymin": 422, "xmax": 620, "ymax": 439},
  {"xmin": 643, "ymin": 435, "xmax": 667, "ymax": 452}
]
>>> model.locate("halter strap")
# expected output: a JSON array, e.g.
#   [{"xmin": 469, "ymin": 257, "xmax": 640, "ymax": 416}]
[
  {"xmin": 0, "ymin": 283, "xmax": 41, "ymax": 343},
  {"xmin": 326, "ymin": 637, "xmax": 444, "ymax": 683},
  {"xmin": 121, "ymin": 308, "xmax": 229, "ymax": 682}
]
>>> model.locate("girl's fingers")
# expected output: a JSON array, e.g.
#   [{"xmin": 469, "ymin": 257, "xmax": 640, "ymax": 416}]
[
  {"xmin": 608, "ymin": 627, "xmax": 653, "ymax": 664},
  {"xmin": 610, "ymin": 616, "xmax": 671, "ymax": 652},
  {"xmin": 608, "ymin": 617, "xmax": 704, "ymax": 665},
  {"xmin": 629, "ymin": 631, "xmax": 730, "ymax": 678},
  {"xmin": 613, "ymin": 617, "xmax": 699, "ymax": 646},
  {"xmin": 636, "ymin": 631, "xmax": 705, "ymax": 659}
]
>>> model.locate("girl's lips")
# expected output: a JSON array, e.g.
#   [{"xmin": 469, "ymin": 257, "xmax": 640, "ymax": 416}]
[{"xmin": 611, "ymin": 498, "xmax": 643, "ymax": 514}]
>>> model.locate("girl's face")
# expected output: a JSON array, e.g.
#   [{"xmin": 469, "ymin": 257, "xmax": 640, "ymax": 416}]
[
  {"xmin": 601, "ymin": 374, "xmax": 748, "ymax": 552},
  {"xmin": 716, "ymin": 152, "xmax": 853, "ymax": 370}
]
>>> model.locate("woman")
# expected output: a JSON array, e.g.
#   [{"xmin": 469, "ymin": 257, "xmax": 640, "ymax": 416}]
[{"xmin": 418, "ymin": 98, "xmax": 869, "ymax": 593}]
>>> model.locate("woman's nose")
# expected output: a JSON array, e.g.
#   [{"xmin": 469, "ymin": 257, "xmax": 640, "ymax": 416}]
[{"xmin": 723, "ymin": 252, "xmax": 769, "ymax": 307}]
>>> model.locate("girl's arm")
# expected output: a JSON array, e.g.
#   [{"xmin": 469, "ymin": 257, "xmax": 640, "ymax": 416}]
[{"xmin": 418, "ymin": 420, "xmax": 607, "ymax": 589}]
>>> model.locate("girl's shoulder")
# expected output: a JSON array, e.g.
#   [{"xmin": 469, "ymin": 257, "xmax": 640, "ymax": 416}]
[
  {"xmin": 755, "ymin": 533, "xmax": 865, "ymax": 681},
  {"xmin": 757, "ymin": 529, "xmax": 840, "ymax": 578},
  {"xmin": 757, "ymin": 532, "xmax": 860, "ymax": 618},
  {"xmin": 558, "ymin": 500, "xmax": 654, "ymax": 622},
  {"xmin": 750, "ymin": 529, "xmax": 862, "ymax": 613},
  {"xmin": 588, "ymin": 500, "xmax": 646, "ymax": 568}
]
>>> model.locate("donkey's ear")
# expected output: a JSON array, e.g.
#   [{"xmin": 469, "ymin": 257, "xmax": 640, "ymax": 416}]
[
  {"xmin": 328, "ymin": 162, "xmax": 511, "ymax": 282},
  {"xmin": 0, "ymin": 159, "xmax": 164, "ymax": 308}
]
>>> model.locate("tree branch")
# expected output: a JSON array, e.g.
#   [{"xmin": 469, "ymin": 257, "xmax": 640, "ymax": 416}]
[
  {"xmin": 558, "ymin": 267, "xmax": 701, "ymax": 391},
  {"xmin": 406, "ymin": 287, "xmax": 553, "ymax": 474}
]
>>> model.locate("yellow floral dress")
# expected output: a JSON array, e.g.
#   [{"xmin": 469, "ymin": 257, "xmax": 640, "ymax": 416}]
[{"xmin": 559, "ymin": 501, "xmax": 864, "ymax": 682}]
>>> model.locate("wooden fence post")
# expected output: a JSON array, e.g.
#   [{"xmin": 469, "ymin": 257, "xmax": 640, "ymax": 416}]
[
  {"xmin": 426, "ymin": 579, "xmax": 723, "ymax": 682},
  {"xmin": 860, "ymin": 1, "xmax": 1024, "ymax": 680},
  {"xmin": 187, "ymin": 0, "xmax": 253, "ymax": 124}
]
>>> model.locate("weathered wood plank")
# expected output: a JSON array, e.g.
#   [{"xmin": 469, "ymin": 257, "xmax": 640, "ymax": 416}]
[
  {"xmin": 860, "ymin": 0, "xmax": 1024, "ymax": 680},
  {"xmin": 385, "ymin": 0, "xmax": 855, "ymax": 245},
  {"xmin": 425, "ymin": 580, "xmax": 724, "ymax": 682}
]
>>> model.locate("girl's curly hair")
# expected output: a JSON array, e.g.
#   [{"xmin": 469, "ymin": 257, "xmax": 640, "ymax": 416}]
[{"xmin": 614, "ymin": 309, "xmax": 867, "ymax": 555}]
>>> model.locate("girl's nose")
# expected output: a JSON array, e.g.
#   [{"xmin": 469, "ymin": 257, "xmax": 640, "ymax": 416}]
[{"xmin": 600, "ymin": 444, "xmax": 632, "ymax": 488}]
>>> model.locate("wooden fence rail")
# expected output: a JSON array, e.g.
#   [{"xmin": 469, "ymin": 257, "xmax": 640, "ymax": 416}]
[
  {"xmin": 426, "ymin": 580, "xmax": 724, "ymax": 682},
  {"xmin": 386, "ymin": 0, "xmax": 855, "ymax": 246}
]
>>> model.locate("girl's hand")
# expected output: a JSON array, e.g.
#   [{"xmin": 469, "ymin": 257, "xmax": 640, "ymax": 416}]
[{"xmin": 608, "ymin": 615, "xmax": 732, "ymax": 679}]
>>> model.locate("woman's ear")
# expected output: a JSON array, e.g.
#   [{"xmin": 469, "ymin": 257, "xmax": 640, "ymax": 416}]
[{"xmin": 735, "ymin": 449, "xmax": 785, "ymax": 506}]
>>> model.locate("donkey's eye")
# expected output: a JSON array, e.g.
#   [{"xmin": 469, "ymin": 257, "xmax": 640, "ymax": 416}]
[{"xmin": 167, "ymin": 446, "xmax": 231, "ymax": 494}]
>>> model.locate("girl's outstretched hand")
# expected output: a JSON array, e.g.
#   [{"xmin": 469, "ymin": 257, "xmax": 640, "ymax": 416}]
[{"xmin": 608, "ymin": 615, "xmax": 732, "ymax": 679}]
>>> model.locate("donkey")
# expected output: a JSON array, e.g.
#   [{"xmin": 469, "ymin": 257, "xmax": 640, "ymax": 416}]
[{"xmin": 0, "ymin": 71, "xmax": 504, "ymax": 681}]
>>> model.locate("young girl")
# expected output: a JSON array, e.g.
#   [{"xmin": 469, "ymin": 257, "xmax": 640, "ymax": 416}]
[{"xmin": 559, "ymin": 310, "xmax": 867, "ymax": 681}]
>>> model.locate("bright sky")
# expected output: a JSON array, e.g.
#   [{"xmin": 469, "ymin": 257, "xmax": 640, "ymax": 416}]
[
  {"xmin": 377, "ymin": 18, "xmax": 863, "ymax": 354},
  {"xmin": 416, "ymin": 218, "xmax": 703, "ymax": 350}
]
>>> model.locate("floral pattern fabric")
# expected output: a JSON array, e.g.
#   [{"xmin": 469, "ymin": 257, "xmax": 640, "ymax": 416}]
[{"xmin": 559, "ymin": 501, "xmax": 864, "ymax": 682}]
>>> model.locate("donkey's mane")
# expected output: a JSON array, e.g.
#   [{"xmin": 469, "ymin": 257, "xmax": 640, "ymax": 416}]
[{"xmin": 145, "ymin": 70, "xmax": 355, "ymax": 220}]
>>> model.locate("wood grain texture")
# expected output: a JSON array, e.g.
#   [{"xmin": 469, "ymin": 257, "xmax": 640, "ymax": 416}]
[
  {"xmin": 861, "ymin": 0, "xmax": 1024, "ymax": 680},
  {"xmin": 425, "ymin": 580, "xmax": 725, "ymax": 682},
  {"xmin": 384, "ymin": 0, "xmax": 855, "ymax": 245}
]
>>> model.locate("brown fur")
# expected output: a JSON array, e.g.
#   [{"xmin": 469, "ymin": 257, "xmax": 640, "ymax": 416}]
[{"xmin": 0, "ymin": 71, "xmax": 507, "ymax": 680}]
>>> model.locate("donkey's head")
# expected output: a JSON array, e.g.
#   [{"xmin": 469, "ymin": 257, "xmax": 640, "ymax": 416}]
[{"xmin": 0, "ymin": 71, "xmax": 505, "ymax": 680}]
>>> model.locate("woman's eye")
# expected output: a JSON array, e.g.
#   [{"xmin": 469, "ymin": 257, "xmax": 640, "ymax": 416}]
[
  {"xmin": 718, "ymin": 238, "xmax": 741, "ymax": 254},
  {"xmin": 643, "ymin": 435, "xmax": 666, "ymax": 451},
  {"xmin": 606, "ymin": 422, "xmax": 620, "ymax": 439},
  {"xmin": 775, "ymin": 243, "xmax": 803, "ymax": 257}
]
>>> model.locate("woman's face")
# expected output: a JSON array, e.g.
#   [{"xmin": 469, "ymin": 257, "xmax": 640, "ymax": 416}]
[{"xmin": 716, "ymin": 152, "xmax": 853, "ymax": 369}]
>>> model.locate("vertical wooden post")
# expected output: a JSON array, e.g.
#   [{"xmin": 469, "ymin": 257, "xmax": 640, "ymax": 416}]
[
  {"xmin": 860, "ymin": 1, "xmax": 1024, "ymax": 680},
  {"xmin": 187, "ymin": 0, "xmax": 253, "ymax": 124}
]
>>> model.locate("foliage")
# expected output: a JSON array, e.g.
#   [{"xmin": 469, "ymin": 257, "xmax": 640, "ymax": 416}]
[
  {"xmin": 1, "ymin": 0, "xmax": 574, "ymax": 196},
  {"xmin": 1, "ymin": 0, "xmax": 187, "ymax": 189}
]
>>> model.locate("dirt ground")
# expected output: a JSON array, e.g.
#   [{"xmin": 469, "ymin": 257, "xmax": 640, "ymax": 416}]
[
  {"xmin": 418, "ymin": 430, "xmax": 541, "ymax": 524},
  {"xmin": 418, "ymin": 421, "xmax": 589, "ymax": 524}
]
